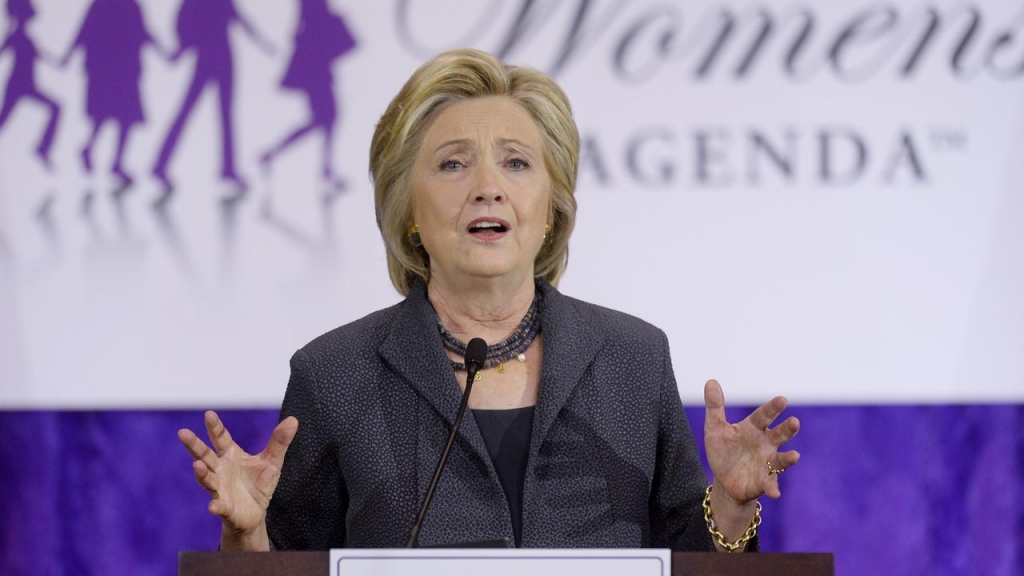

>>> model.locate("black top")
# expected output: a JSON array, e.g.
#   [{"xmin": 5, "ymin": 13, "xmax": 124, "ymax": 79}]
[{"xmin": 471, "ymin": 406, "xmax": 535, "ymax": 547}]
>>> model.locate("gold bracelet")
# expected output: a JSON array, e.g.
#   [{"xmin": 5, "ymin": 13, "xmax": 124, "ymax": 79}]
[{"xmin": 702, "ymin": 485, "xmax": 762, "ymax": 553}]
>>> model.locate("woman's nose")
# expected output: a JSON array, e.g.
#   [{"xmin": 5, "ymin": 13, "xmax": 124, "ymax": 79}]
[{"xmin": 473, "ymin": 164, "xmax": 505, "ymax": 204}]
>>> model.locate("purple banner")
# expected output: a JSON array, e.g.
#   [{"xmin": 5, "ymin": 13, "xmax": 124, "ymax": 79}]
[{"xmin": 1, "ymin": 405, "xmax": 1021, "ymax": 575}]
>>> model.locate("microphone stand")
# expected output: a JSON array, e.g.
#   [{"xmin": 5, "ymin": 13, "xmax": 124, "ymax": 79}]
[{"xmin": 406, "ymin": 338, "xmax": 487, "ymax": 548}]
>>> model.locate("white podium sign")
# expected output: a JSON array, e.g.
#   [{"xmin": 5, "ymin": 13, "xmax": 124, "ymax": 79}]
[{"xmin": 329, "ymin": 548, "xmax": 671, "ymax": 576}]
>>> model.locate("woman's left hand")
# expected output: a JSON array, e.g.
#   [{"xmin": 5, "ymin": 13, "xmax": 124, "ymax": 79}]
[{"xmin": 703, "ymin": 379, "xmax": 800, "ymax": 504}]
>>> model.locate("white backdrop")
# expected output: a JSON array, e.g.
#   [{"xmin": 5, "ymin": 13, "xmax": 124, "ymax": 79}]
[{"xmin": 1, "ymin": 0, "xmax": 1022, "ymax": 407}]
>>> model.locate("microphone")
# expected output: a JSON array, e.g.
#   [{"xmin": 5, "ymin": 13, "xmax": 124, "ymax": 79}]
[{"xmin": 407, "ymin": 337, "xmax": 488, "ymax": 548}]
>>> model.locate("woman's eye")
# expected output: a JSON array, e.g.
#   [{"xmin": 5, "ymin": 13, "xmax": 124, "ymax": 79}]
[
  {"xmin": 441, "ymin": 159, "xmax": 463, "ymax": 171},
  {"xmin": 508, "ymin": 158, "xmax": 529, "ymax": 170}
]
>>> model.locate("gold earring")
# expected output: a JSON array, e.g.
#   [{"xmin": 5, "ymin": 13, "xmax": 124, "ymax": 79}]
[
  {"xmin": 408, "ymin": 224, "xmax": 422, "ymax": 247},
  {"xmin": 543, "ymin": 224, "xmax": 552, "ymax": 243}
]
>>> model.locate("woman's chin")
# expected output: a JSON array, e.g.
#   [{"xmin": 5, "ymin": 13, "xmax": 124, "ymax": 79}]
[{"xmin": 447, "ymin": 262, "xmax": 532, "ymax": 284}]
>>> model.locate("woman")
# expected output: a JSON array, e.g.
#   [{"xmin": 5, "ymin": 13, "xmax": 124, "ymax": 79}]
[
  {"xmin": 152, "ymin": 0, "xmax": 273, "ymax": 194},
  {"xmin": 178, "ymin": 49, "xmax": 800, "ymax": 551},
  {"xmin": 60, "ymin": 0, "xmax": 163, "ymax": 187},
  {"xmin": 258, "ymin": 0, "xmax": 356, "ymax": 191},
  {"xmin": 0, "ymin": 0, "xmax": 60, "ymax": 171}
]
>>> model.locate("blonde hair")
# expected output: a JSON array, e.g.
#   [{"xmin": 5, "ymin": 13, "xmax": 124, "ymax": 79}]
[{"xmin": 370, "ymin": 48, "xmax": 579, "ymax": 295}]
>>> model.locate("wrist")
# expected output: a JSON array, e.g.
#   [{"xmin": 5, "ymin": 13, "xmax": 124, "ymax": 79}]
[
  {"xmin": 703, "ymin": 485, "xmax": 761, "ymax": 553},
  {"xmin": 710, "ymin": 478, "xmax": 758, "ymax": 516},
  {"xmin": 219, "ymin": 522, "xmax": 270, "ymax": 551}
]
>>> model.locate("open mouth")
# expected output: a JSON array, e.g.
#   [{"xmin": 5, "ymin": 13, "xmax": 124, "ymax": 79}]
[{"xmin": 468, "ymin": 219, "xmax": 510, "ymax": 236}]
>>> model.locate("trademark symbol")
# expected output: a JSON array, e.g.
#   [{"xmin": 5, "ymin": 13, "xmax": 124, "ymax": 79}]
[{"xmin": 930, "ymin": 128, "xmax": 968, "ymax": 153}]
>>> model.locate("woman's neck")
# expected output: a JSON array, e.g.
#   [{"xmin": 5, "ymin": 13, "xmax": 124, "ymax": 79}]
[{"xmin": 427, "ymin": 272, "xmax": 536, "ymax": 345}]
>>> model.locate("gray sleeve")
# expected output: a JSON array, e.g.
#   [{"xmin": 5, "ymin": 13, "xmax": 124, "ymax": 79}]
[
  {"xmin": 266, "ymin": 349, "xmax": 348, "ymax": 549},
  {"xmin": 647, "ymin": 331, "xmax": 716, "ymax": 551}
]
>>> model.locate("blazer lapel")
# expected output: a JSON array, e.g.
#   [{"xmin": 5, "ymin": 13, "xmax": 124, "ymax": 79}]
[
  {"xmin": 531, "ymin": 281, "xmax": 606, "ymax": 459},
  {"xmin": 376, "ymin": 281, "xmax": 495, "ymax": 482},
  {"xmin": 378, "ymin": 285, "xmax": 463, "ymax": 428}
]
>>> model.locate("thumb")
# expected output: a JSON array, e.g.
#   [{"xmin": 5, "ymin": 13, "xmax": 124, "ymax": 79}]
[
  {"xmin": 263, "ymin": 416, "xmax": 299, "ymax": 465},
  {"xmin": 704, "ymin": 379, "xmax": 727, "ymax": 428}
]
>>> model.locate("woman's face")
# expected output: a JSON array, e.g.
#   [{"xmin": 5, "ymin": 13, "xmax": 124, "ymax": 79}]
[{"xmin": 410, "ymin": 96, "xmax": 551, "ymax": 286}]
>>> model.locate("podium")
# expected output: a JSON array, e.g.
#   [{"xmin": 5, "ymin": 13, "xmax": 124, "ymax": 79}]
[{"xmin": 179, "ymin": 551, "xmax": 833, "ymax": 576}]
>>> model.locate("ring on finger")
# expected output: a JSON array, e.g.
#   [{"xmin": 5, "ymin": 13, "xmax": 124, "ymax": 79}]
[{"xmin": 767, "ymin": 460, "xmax": 785, "ymax": 475}]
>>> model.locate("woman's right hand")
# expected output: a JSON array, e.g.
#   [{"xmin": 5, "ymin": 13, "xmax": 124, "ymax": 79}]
[{"xmin": 178, "ymin": 411, "xmax": 299, "ymax": 550}]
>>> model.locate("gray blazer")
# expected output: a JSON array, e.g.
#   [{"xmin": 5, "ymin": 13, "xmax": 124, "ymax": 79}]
[{"xmin": 266, "ymin": 279, "xmax": 714, "ymax": 550}]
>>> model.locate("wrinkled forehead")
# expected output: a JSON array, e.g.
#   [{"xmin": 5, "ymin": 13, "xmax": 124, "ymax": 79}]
[{"xmin": 418, "ymin": 96, "xmax": 545, "ymax": 155}]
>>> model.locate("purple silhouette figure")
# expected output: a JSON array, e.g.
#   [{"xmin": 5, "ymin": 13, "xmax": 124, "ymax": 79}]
[
  {"xmin": 153, "ymin": 0, "xmax": 273, "ymax": 194},
  {"xmin": 61, "ymin": 0, "xmax": 162, "ymax": 187},
  {"xmin": 0, "ymin": 0, "xmax": 61, "ymax": 170},
  {"xmin": 259, "ymin": 0, "xmax": 355, "ymax": 190}
]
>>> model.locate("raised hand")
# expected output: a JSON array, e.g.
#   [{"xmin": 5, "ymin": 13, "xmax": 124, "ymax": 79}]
[
  {"xmin": 703, "ymin": 379, "xmax": 800, "ymax": 504},
  {"xmin": 178, "ymin": 411, "xmax": 298, "ymax": 549}
]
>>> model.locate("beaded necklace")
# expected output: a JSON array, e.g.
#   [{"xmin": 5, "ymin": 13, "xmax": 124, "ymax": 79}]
[{"xmin": 436, "ymin": 290, "xmax": 542, "ymax": 380}]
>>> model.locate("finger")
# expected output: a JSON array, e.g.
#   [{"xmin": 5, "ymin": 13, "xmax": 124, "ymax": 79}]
[
  {"xmin": 747, "ymin": 395, "xmax": 788, "ymax": 431},
  {"xmin": 178, "ymin": 427, "xmax": 220, "ymax": 471},
  {"xmin": 763, "ymin": 450, "xmax": 800, "ymax": 499},
  {"xmin": 209, "ymin": 498, "xmax": 228, "ymax": 517},
  {"xmin": 262, "ymin": 416, "xmax": 299, "ymax": 465},
  {"xmin": 193, "ymin": 459, "xmax": 219, "ymax": 493},
  {"xmin": 703, "ymin": 379, "xmax": 727, "ymax": 428},
  {"xmin": 204, "ymin": 410, "xmax": 237, "ymax": 454},
  {"xmin": 776, "ymin": 449, "xmax": 801, "ymax": 469},
  {"xmin": 767, "ymin": 416, "xmax": 800, "ymax": 446},
  {"xmin": 764, "ymin": 474, "xmax": 782, "ymax": 499}
]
